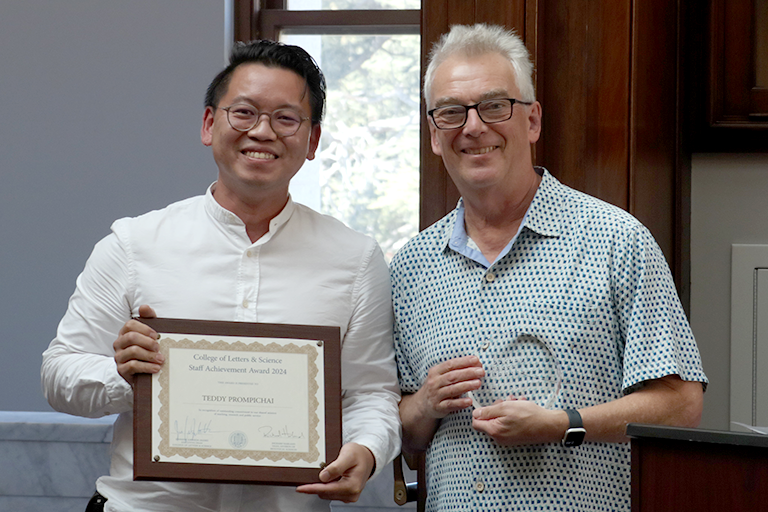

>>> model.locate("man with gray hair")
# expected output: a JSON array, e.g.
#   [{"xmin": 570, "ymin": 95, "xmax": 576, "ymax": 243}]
[{"xmin": 392, "ymin": 23, "xmax": 707, "ymax": 511}]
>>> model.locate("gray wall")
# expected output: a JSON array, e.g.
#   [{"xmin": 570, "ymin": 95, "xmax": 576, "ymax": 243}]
[
  {"xmin": 690, "ymin": 153, "xmax": 768, "ymax": 430},
  {"xmin": 0, "ymin": 1, "xmax": 224, "ymax": 411}
]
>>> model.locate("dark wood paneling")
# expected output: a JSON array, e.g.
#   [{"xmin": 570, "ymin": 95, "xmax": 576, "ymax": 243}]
[
  {"xmin": 525, "ymin": 0, "xmax": 540, "ymax": 108},
  {"xmin": 420, "ymin": 0, "xmax": 476, "ymax": 229},
  {"xmin": 233, "ymin": 0, "xmax": 255, "ymax": 42},
  {"xmin": 630, "ymin": 0, "xmax": 677, "ymax": 269},
  {"xmin": 711, "ymin": 0, "xmax": 768, "ymax": 124},
  {"xmin": 536, "ymin": 1, "xmax": 631, "ymax": 211},
  {"xmin": 475, "ymin": 1, "xmax": 525, "ymax": 36},
  {"xmin": 689, "ymin": 0, "xmax": 768, "ymax": 151},
  {"xmin": 631, "ymin": 430, "xmax": 768, "ymax": 512}
]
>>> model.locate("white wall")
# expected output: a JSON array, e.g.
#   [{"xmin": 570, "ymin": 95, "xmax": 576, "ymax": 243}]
[
  {"xmin": 690, "ymin": 153, "xmax": 768, "ymax": 430},
  {"xmin": 0, "ymin": 1, "xmax": 225, "ymax": 411}
]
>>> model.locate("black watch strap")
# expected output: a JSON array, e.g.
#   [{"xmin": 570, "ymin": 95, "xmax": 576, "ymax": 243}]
[
  {"xmin": 561, "ymin": 409, "xmax": 586, "ymax": 447},
  {"xmin": 565, "ymin": 408, "xmax": 583, "ymax": 429}
]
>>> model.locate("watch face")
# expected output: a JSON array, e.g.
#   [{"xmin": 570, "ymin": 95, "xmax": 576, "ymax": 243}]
[{"xmin": 562, "ymin": 428, "xmax": 586, "ymax": 447}]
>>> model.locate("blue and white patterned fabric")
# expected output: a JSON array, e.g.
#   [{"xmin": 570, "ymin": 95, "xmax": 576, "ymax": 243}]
[{"xmin": 391, "ymin": 168, "xmax": 707, "ymax": 511}]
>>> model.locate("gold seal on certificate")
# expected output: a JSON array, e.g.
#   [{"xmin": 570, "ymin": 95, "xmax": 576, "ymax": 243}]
[{"xmin": 133, "ymin": 318, "xmax": 341, "ymax": 486}]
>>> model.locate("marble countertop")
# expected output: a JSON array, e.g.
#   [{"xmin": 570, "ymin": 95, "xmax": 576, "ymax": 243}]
[{"xmin": 0, "ymin": 411, "xmax": 115, "ymax": 443}]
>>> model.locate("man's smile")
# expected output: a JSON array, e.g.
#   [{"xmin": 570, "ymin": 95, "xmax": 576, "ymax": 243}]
[
  {"xmin": 462, "ymin": 146, "xmax": 497, "ymax": 155},
  {"xmin": 243, "ymin": 150, "xmax": 277, "ymax": 160}
]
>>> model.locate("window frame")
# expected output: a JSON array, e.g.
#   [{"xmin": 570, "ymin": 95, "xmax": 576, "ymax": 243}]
[{"xmin": 246, "ymin": 0, "xmax": 420, "ymax": 39}]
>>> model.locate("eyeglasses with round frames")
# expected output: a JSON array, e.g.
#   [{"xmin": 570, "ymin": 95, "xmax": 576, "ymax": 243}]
[
  {"xmin": 428, "ymin": 98, "xmax": 532, "ymax": 130},
  {"xmin": 220, "ymin": 103, "xmax": 310, "ymax": 137}
]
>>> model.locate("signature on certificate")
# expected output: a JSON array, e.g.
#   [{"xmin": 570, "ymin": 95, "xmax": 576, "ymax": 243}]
[
  {"xmin": 258, "ymin": 425, "xmax": 306, "ymax": 439},
  {"xmin": 174, "ymin": 416, "xmax": 217, "ymax": 443}
]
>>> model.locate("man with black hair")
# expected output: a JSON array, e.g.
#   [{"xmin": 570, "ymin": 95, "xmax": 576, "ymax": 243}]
[{"xmin": 42, "ymin": 40, "xmax": 400, "ymax": 512}]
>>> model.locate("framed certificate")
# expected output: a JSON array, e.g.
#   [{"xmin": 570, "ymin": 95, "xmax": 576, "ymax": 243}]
[{"xmin": 133, "ymin": 318, "xmax": 341, "ymax": 486}]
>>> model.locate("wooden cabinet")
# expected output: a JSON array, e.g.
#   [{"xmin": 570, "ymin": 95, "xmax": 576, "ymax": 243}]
[
  {"xmin": 710, "ymin": 0, "xmax": 768, "ymax": 125},
  {"xmin": 689, "ymin": 0, "xmax": 768, "ymax": 152},
  {"xmin": 628, "ymin": 424, "xmax": 768, "ymax": 512}
]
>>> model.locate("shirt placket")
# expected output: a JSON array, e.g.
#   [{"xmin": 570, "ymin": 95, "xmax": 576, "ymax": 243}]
[
  {"xmin": 237, "ymin": 246, "xmax": 260, "ymax": 322},
  {"xmin": 470, "ymin": 263, "xmax": 503, "ymax": 508}
]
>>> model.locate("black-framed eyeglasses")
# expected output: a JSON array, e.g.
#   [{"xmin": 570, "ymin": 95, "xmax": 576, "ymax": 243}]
[
  {"xmin": 220, "ymin": 103, "xmax": 310, "ymax": 137},
  {"xmin": 428, "ymin": 98, "xmax": 532, "ymax": 130}
]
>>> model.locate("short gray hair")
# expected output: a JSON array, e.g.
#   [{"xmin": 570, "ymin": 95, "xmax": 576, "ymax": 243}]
[{"xmin": 423, "ymin": 24, "xmax": 535, "ymax": 107}]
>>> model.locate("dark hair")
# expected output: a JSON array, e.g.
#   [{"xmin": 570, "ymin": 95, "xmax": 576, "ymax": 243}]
[{"xmin": 204, "ymin": 40, "xmax": 326, "ymax": 125}]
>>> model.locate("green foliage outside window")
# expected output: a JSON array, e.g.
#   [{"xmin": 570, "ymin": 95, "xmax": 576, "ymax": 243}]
[{"xmin": 317, "ymin": 34, "xmax": 420, "ymax": 260}]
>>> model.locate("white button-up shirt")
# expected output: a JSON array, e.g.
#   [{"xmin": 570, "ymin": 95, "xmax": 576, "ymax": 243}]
[{"xmin": 42, "ymin": 186, "xmax": 401, "ymax": 512}]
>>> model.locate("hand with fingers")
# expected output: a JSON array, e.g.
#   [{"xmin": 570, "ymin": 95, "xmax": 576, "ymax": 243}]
[
  {"xmin": 113, "ymin": 304, "xmax": 163, "ymax": 385},
  {"xmin": 417, "ymin": 355, "xmax": 485, "ymax": 419},
  {"xmin": 471, "ymin": 395, "xmax": 563, "ymax": 446},
  {"xmin": 295, "ymin": 442, "xmax": 375, "ymax": 502}
]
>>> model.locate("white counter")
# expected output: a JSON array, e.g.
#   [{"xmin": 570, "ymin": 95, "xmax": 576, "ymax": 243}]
[{"xmin": 0, "ymin": 411, "xmax": 114, "ymax": 512}]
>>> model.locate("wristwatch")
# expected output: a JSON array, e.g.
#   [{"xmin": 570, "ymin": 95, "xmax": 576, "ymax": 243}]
[{"xmin": 561, "ymin": 409, "xmax": 586, "ymax": 447}]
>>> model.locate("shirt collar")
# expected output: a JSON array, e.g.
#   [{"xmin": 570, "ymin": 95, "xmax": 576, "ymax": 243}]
[
  {"xmin": 448, "ymin": 203, "xmax": 490, "ymax": 265},
  {"xmin": 443, "ymin": 167, "xmax": 563, "ymax": 263},
  {"xmin": 523, "ymin": 167, "xmax": 563, "ymax": 238},
  {"xmin": 204, "ymin": 182, "xmax": 296, "ymax": 245}
]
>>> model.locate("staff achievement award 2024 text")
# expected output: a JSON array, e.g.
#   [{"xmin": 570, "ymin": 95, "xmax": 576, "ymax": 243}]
[{"xmin": 133, "ymin": 318, "xmax": 341, "ymax": 485}]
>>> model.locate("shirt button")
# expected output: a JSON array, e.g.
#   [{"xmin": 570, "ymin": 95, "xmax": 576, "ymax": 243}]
[
  {"xmin": 246, "ymin": 250, "xmax": 252, "ymax": 258},
  {"xmin": 242, "ymin": 299, "xmax": 249, "ymax": 308},
  {"xmin": 481, "ymin": 342, "xmax": 490, "ymax": 351},
  {"xmin": 485, "ymin": 271, "xmax": 496, "ymax": 282},
  {"xmin": 474, "ymin": 480, "xmax": 485, "ymax": 493}
]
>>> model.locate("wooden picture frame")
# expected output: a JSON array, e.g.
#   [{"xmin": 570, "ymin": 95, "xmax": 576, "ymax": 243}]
[{"xmin": 133, "ymin": 317, "xmax": 341, "ymax": 486}]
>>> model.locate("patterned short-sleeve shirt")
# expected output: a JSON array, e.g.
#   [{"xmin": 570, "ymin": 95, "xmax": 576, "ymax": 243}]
[{"xmin": 391, "ymin": 169, "xmax": 707, "ymax": 511}]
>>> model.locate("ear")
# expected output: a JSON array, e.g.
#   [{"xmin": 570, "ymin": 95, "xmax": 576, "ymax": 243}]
[
  {"xmin": 527, "ymin": 101, "xmax": 542, "ymax": 144},
  {"xmin": 201, "ymin": 106, "xmax": 215, "ymax": 147},
  {"xmin": 306, "ymin": 124, "xmax": 322, "ymax": 160},
  {"xmin": 429, "ymin": 121, "xmax": 443, "ymax": 157}
]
